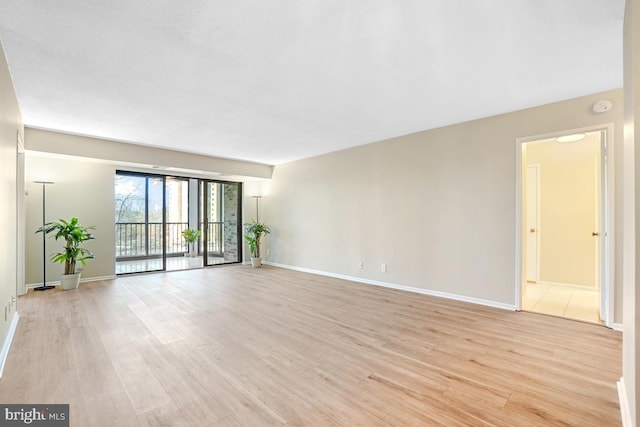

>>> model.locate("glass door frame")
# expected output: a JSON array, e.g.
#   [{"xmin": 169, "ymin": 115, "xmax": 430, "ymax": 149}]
[
  {"xmin": 198, "ymin": 179, "xmax": 243, "ymax": 266},
  {"xmin": 115, "ymin": 170, "xmax": 169, "ymax": 274}
]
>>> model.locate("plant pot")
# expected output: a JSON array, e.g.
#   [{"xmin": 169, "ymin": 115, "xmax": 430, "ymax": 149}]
[
  {"xmin": 184, "ymin": 243, "xmax": 197, "ymax": 257},
  {"xmin": 60, "ymin": 273, "xmax": 81, "ymax": 290},
  {"xmin": 251, "ymin": 257, "xmax": 262, "ymax": 268}
]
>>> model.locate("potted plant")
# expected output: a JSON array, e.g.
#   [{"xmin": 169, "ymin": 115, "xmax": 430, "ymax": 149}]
[
  {"xmin": 182, "ymin": 228, "xmax": 201, "ymax": 257},
  {"xmin": 36, "ymin": 217, "xmax": 95, "ymax": 290},
  {"xmin": 245, "ymin": 220, "xmax": 270, "ymax": 267}
]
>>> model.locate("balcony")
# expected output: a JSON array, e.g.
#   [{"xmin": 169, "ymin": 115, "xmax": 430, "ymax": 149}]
[{"xmin": 115, "ymin": 222, "xmax": 225, "ymax": 273}]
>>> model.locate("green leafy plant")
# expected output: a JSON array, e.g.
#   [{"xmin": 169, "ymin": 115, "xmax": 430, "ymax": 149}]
[
  {"xmin": 244, "ymin": 220, "xmax": 271, "ymax": 258},
  {"xmin": 36, "ymin": 217, "xmax": 95, "ymax": 275},
  {"xmin": 182, "ymin": 228, "xmax": 201, "ymax": 244}
]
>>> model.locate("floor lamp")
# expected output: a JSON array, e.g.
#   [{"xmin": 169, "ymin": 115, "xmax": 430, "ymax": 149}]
[{"xmin": 34, "ymin": 181, "xmax": 55, "ymax": 291}]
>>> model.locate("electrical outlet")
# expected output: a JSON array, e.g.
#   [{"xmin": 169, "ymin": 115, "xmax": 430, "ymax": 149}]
[
  {"xmin": 358, "ymin": 261, "xmax": 363, "ymax": 269},
  {"xmin": 381, "ymin": 263, "xmax": 387, "ymax": 272}
]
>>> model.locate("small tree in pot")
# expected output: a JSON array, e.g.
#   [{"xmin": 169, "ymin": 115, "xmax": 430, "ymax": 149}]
[
  {"xmin": 36, "ymin": 217, "xmax": 95, "ymax": 290},
  {"xmin": 244, "ymin": 220, "xmax": 270, "ymax": 268}
]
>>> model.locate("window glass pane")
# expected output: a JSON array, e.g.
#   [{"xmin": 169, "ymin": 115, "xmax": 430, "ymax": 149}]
[
  {"xmin": 148, "ymin": 177, "xmax": 164, "ymax": 223},
  {"xmin": 115, "ymin": 175, "xmax": 145, "ymax": 223},
  {"xmin": 166, "ymin": 178, "xmax": 189, "ymax": 256},
  {"xmin": 115, "ymin": 175, "xmax": 146, "ymax": 259}
]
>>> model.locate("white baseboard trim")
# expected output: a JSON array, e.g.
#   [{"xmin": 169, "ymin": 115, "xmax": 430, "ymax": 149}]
[
  {"xmin": 25, "ymin": 280, "xmax": 58, "ymax": 289},
  {"xmin": 80, "ymin": 275, "xmax": 117, "ymax": 283},
  {"xmin": 617, "ymin": 377, "xmax": 632, "ymax": 427},
  {"xmin": 535, "ymin": 280, "xmax": 598, "ymax": 290},
  {"xmin": 26, "ymin": 275, "xmax": 117, "ymax": 289},
  {"xmin": 612, "ymin": 323, "xmax": 623, "ymax": 332},
  {"xmin": 0, "ymin": 312, "xmax": 19, "ymax": 378},
  {"xmin": 265, "ymin": 262, "xmax": 516, "ymax": 311}
]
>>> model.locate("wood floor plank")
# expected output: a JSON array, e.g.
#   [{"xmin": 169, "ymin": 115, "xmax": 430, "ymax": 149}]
[
  {"xmin": 76, "ymin": 390, "xmax": 140, "ymax": 427},
  {"xmin": 0, "ymin": 265, "xmax": 622, "ymax": 426}
]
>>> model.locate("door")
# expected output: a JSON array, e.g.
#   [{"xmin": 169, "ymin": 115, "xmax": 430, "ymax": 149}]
[
  {"xmin": 164, "ymin": 177, "xmax": 192, "ymax": 271},
  {"xmin": 597, "ymin": 132, "xmax": 608, "ymax": 322},
  {"xmin": 115, "ymin": 173, "xmax": 166, "ymax": 274},
  {"xmin": 526, "ymin": 165, "xmax": 539, "ymax": 283}
]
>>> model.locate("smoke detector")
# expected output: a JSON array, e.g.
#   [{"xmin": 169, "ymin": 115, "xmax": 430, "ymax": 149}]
[{"xmin": 592, "ymin": 100, "xmax": 613, "ymax": 114}]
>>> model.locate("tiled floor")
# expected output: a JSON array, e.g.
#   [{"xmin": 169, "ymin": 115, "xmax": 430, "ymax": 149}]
[
  {"xmin": 522, "ymin": 282, "xmax": 601, "ymax": 324},
  {"xmin": 116, "ymin": 255, "xmax": 228, "ymax": 274}
]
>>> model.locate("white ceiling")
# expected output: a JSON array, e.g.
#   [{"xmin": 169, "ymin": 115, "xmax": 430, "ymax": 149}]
[{"xmin": 0, "ymin": 1, "xmax": 624, "ymax": 165}]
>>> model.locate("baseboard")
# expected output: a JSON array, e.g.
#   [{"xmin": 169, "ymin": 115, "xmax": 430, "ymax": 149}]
[
  {"xmin": 79, "ymin": 275, "xmax": 117, "ymax": 283},
  {"xmin": 0, "ymin": 313, "xmax": 19, "ymax": 378},
  {"xmin": 612, "ymin": 323, "xmax": 623, "ymax": 331},
  {"xmin": 25, "ymin": 280, "xmax": 58, "ymax": 289},
  {"xmin": 265, "ymin": 262, "xmax": 516, "ymax": 311},
  {"xmin": 617, "ymin": 377, "xmax": 633, "ymax": 427},
  {"xmin": 535, "ymin": 280, "xmax": 598, "ymax": 290},
  {"xmin": 26, "ymin": 275, "xmax": 117, "ymax": 289}
]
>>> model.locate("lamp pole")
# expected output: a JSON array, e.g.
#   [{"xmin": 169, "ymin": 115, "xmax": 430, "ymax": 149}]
[
  {"xmin": 252, "ymin": 195, "xmax": 262, "ymax": 222},
  {"xmin": 34, "ymin": 181, "xmax": 55, "ymax": 291}
]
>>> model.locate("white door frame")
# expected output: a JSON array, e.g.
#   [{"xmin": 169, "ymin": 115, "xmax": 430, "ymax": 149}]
[
  {"xmin": 525, "ymin": 164, "xmax": 541, "ymax": 283},
  {"xmin": 16, "ymin": 131, "xmax": 26, "ymax": 296},
  {"xmin": 514, "ymin": 124, "xmax": 615, "ymax": 327}
]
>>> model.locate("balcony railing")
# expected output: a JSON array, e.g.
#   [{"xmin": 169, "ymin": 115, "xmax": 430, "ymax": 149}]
[{"xmin": 115, "ymin": 222, "xmax": 223, "ymax": 259}]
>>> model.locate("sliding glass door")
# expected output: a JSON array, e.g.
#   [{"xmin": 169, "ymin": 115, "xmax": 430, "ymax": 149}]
[
  {"xmin": 115, "ymin": 172, "xmax": 242, "ymax": 274},
  {"xmin": 200, "ymin": 180, "xmax": 242, "ymax": 266},
  {"xmin": 115, "ymin": 173, "xmax": 166, "ymax": 274},
  {"xmin": 164, "ymin": 177, "xmax": 192, "ymax": 270}
]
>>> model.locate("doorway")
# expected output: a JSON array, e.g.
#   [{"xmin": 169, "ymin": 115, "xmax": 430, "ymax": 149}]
[{"xmin": 516, "ymin": 127, "xmax": 612, "ymax": 326}]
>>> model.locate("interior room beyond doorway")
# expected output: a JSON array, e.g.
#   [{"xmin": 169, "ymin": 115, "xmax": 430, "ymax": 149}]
[{"xmin": 520, "ymin": 130, "xmax": 605, "ymax": 324}]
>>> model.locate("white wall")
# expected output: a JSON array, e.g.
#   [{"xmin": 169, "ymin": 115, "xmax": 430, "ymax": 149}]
[
  {"xmin": 526, "ymin": 136, "xmax": 601, "ymax": 287},
  {"xmin": 23, "ymin": 130, "xmax": 274, "ymax": 282},
  {"xmin": 623, "ymin": 0, "xmax": 639, "ymax": 424},
  {"xmin": 0, "ymin": 40, "xmax": 22, "ymax": 369},
  {"xmin": 242, "ymin": 180, "xmax": 271, "ymax": 263},
  {"xmin": 25, "ymin": 155, "xmax": 116, "ymax": 285},
  {"xmin": 266, "ymin": 90, "xmax": 624, "ymax": 319},
  {"xmin": 25, "ymin": 128, "xmax": 273, "ymax": 180}
]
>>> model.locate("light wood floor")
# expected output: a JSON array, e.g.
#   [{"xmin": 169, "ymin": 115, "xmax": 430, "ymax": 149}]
[{"xmin": 1, "ymin": 266, "xmax": 621, "ymax": 426}]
